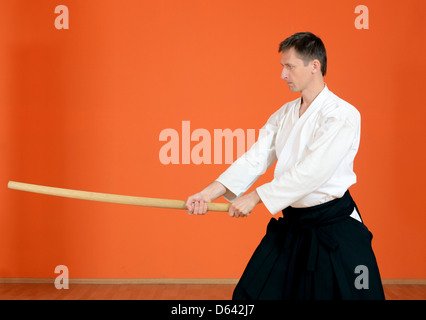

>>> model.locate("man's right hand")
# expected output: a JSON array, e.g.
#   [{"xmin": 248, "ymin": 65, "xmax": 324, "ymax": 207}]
[
  {"xmin": 185, "ymin": 192, "xmax": 211, "ymax": 215},
  {"xmin": 185, "ymin": 181, "xmax": 228, "ymax": 215}
]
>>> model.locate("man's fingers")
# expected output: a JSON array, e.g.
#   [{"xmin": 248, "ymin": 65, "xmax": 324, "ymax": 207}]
[
  {"xmin": 186, "ymin": 201, "xmax": 194, "ymax": 214},
  {"xmin": 198, "ymin": 200, "xmax": 206, "ymax": 214},
  {"xmin": 186, "ymin": 193, "xmax": 211, "ymax": 215},
  {"xmin": 229, "ymin": 204, "xmax": 250, "ymax": 218},
  {"xmin": 228, "ymin": 206, "xmax": 234, "ymax": 217},
  {"xmin": 230, "ymin": 205, "xmax": 238, "ymax": 218},
  {"xmin": 190, "ymin": 200, "xmax": 208, "ymax": 215},
  {"xmin": 194, "ymin": 201, "xmax": 200, "ymax": 214},
  {"xmin": 186, "ymin": 196, "xmax": 197, "ymax": 214}
]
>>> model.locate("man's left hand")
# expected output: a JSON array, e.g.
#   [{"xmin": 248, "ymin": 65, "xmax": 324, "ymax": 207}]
[{"xmin": 229, "ymin": 190, "xmax": 262, "ymax": 218}]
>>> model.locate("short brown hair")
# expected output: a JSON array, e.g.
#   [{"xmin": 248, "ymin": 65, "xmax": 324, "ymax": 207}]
[{"xmin": 279, "ymin": 32, "xmax": 327, "ymax": 76}]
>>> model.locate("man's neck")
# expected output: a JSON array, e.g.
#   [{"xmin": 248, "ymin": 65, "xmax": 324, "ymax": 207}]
[{"xmin": 299, "ymin": 79, "xmax": 325, "ymax": 117}]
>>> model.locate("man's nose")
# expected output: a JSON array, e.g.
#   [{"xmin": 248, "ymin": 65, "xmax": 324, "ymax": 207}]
[{"xmin": 281, "ymin": 68, "xmax": 288, "ymax": 79}]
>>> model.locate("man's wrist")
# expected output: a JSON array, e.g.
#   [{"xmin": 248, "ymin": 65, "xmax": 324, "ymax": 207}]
[
  {"xmin": 202, "ymin": 181, "xmax": 227, "ymax": 200},
  {"xmin": 252, "ymin": 190, "xmax": 262, "ymax": 204}
]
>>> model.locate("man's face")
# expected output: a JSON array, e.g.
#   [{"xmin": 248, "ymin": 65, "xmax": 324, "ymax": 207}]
[{"xmin": 280, "ymin": 48, "xmax": 313, "ymax": 92}]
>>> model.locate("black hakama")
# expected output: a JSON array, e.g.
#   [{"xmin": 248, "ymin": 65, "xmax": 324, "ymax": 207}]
[{"xmin": 232, "ymin": 191, "xmax": 385, "ymax": 300}]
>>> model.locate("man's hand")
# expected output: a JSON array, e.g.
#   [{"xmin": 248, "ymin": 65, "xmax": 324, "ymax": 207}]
[
  {"xmin": 185, "ymin": 192, "xmax": 211, "ymax": 215},
  {"xmin": 229, "ymin": 190, "xmax": 262, "ymax": 218},
  {"xmin": 186, "ymin": 181, "xmax": 227, "ymax": 215},
  {"xmin": 186, "ymin": 182, "xmax": 261, "ymax": 217}
]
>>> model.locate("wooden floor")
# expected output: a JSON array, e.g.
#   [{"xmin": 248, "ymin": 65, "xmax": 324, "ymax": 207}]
[{"xmin": 0, "ymin": 283, "xmax": 425, "ymax": 300}]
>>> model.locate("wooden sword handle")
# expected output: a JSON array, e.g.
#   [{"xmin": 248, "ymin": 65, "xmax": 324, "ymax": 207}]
[{"xmin": 7, "ymin": 181, "xmax": 231, "ymax": 212}]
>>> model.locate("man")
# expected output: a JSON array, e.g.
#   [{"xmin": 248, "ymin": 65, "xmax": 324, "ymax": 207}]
[{"xmin": 185, "ymin": 32, "xmax": 385, "ymax": 300}]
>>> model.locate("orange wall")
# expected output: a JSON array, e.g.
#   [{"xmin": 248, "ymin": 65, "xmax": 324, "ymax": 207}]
[{"xmin": 0, "ymin": 0, "xmax": 425, "ymax": 280}]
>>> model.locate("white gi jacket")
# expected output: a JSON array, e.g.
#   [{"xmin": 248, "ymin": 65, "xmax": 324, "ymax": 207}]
[{"xmin": 216, "ymin": 85, "xmax": 362, "ymax": 221}]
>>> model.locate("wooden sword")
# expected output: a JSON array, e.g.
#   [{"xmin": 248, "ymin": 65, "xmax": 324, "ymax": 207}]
[{"xmin": 7, "ymin": 181, "xmax": 230, "ymax": 212}]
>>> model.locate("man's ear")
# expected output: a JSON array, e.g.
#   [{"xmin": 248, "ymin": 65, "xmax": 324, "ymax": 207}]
[{"xmin": 311, "ymin": 59, "xmax": 321, "ymax": 74}]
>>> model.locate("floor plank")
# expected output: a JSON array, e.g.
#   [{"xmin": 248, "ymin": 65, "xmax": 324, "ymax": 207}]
[{"xmin": 0, "ymin": 284, "xmax": 424, "ymax": 300}]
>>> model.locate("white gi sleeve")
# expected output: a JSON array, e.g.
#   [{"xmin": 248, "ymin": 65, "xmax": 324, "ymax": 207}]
[
  {"xmin": 256, "ymin": 109, "xmax": 360, "ymax": 214},
  {"xmin": 215, "ymin": 108, "xmax": 282, "ymax": 201}
]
